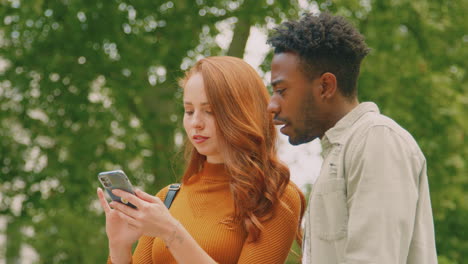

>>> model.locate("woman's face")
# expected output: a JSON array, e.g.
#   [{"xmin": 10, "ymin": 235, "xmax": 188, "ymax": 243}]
[{"xmin": 183, "ymin": 73, "xmax": 223, "ymax": 164}]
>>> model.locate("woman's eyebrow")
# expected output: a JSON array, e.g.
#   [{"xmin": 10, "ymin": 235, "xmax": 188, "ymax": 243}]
[{"xmin": 183, "ymin": 102, "xmax": 210, "ymax": 105}]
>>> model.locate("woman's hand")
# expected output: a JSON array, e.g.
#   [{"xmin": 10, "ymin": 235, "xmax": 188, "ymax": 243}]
[
  {"xmin": 97, "ymin": 187, "xmax": 142, "ymax": 263},
  {"xmin": 111, "ymin": 189, "xmax": 218, "ymax": 264},
  {"xmin": 109, "ymin": 189, "xmax": 178, "ymax": 243}
]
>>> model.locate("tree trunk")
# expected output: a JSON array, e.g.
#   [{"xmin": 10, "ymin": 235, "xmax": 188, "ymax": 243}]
[
  {"xmin": 227, "ymin": 16, "xmax": 252, "ymax": 58},
  {"xmin": 5, "ymin": 218, "xmax": 21, "ymax": 264}
]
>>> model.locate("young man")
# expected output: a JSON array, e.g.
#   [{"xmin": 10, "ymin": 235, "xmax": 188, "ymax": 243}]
[{"xmin": 267, "ymin": 13, "xmax": 437, "ymax": 263}]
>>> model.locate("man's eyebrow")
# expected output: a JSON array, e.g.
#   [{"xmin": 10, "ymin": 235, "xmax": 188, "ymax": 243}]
[{"xmin": 271, "ymin": 79, "xmax": 284, "ymax": 87}]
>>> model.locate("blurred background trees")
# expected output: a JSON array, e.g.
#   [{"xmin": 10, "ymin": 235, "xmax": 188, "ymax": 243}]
[{"xmin": 0, "ymin": 0, "xmax": 466, "ymax": 263}]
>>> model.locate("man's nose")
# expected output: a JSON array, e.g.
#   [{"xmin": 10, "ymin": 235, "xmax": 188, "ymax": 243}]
[{"xmin": 267, "ymin": 98, "xmax": 280, "ymax": 114}]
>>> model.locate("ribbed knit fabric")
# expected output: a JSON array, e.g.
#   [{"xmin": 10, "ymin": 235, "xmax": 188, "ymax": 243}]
[{"xmin": 107, "ymin": 162, "xmax": 302, "ymax": 264}]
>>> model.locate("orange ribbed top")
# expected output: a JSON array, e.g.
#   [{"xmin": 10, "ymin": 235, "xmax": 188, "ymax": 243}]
[{"xmin": 109, "ymin": 162, "xmax": 302, "ymax": 264}]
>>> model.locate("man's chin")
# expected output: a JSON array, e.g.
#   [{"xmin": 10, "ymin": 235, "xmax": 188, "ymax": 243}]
[{"xmin": 288, "ymin": 134, "xmax": 317, "ymax": 146}]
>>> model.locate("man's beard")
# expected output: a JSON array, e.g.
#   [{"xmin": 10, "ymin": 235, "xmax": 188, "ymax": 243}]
[
  {"xmin": 289, "ymin": 94, "xmax": 321, "ymax": 145},
  {"xmin": 288, "ymin": 125, "xmax": 318, "ymax": 145}
]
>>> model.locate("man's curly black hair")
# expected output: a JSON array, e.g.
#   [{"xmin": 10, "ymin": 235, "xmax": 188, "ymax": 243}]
[{"xmin": 267, "ymin": 12, "xmax": 370, "ymax": 98}]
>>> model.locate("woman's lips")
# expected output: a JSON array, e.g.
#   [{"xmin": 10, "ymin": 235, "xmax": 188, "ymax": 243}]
[{"xmin": 193, "ymin": 135, "xmax": 209, "ymax": 144}]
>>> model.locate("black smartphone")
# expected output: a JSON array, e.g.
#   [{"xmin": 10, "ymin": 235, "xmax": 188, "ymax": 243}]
[{"xmin": 98, "ymin": 170, "xmax": 137, "ymax": 208}]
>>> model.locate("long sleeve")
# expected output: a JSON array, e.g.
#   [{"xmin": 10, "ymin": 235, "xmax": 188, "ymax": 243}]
[
  {"xmin": 131, "ymin": 187, "xmax": 170, "ymax": 263},
  {"xmin": 106, "ymin": 236, "xmax": 155, "ymax": 264},
  {"xmin": 343, "ymin": 125, "xmax": 422, "ymax": 263},
  {"xmin": 303, "ymin": 103, "xmax": 437, "ymax": 263},
  {"xmin": 107, "ymin": 187, "xmax": 170, "ymax": 264},
  {"xmin": 131, "ymin": 236, "xmax": 155, "ymax": 264},
  {"xmin": 108, "ymin": 163, "xmax": 304, "ymax": 264},
  {"xmin": 237, "ymin": 184, "xmax": 302, "ymax": 264}
]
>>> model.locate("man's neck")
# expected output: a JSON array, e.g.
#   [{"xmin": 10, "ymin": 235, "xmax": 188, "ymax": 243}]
[{"xmin": 321, "ymin": 98, "xmax": 359, "ymax": 137}]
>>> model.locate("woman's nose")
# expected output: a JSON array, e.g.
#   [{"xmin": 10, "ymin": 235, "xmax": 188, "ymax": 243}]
[{"xmin": 191, "ymin": 113, "xmax": 204, "ymax": 129}]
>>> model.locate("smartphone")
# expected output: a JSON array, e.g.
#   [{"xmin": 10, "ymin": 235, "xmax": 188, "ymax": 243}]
[{"xmin": 98, "ymin": 170, "xmax": 137, "ymax": 208}]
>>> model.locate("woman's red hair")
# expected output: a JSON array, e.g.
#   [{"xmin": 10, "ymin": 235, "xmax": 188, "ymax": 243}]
[{"xmin": 180, "ymin": 56, "xmax": 305, "ymax": 244}]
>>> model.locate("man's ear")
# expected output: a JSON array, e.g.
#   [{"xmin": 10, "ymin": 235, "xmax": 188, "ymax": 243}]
[{"xmin": 319, "ymin": 72, "xmax": 337, "ymax": 99}]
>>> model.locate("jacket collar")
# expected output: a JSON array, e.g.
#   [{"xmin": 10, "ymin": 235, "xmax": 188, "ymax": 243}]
[{"xmin": 322, "ymin": 102, "xmax": 379, "ymax": 147}]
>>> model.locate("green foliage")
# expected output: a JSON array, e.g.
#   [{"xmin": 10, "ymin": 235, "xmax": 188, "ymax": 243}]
[
  {"xmin": 0, "ymin": 0, "xmax": 466, "ymax": 263},
  {"xmin": 0, "ymin": 0, "xmax": 301, "ymax": 262}
]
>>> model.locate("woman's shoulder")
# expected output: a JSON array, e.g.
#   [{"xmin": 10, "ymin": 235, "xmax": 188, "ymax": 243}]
[
  {"xmin": 277, "ymin": 181, "xmax": 304, "ymax": 216},
  {"xmin": 154, "ymin": 183, "xmax": 180, "ymax": 200},
  {"xmin": 282, "ymin": 181, "xmax": 303, "ymax": 202}
]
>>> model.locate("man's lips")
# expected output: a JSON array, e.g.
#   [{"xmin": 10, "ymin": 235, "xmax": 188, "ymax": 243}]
[
  {"xmin": 193, "ymin": 135, "xmax": 209, "ymax": 144},
  {"xmin": 273, "ymin": 118, "xmax": 290, "ymax": 135},
  {"xmin": 273, "ymin": 115, "xmax": 288, "ymax": 126},
  {"xmin": 273, "ymin": 120, "xmax": 286, "ymax": 126},
  {"xmin": 279, "ymin": 124, "xmax": 289, "ymax": 134}
]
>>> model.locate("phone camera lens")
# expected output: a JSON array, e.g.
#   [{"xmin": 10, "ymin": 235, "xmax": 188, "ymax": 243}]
[{"xmin": 100, "ymin": 177, "xmax": 111, "ymax": 188}]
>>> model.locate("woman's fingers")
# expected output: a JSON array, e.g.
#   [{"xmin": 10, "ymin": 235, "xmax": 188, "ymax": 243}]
[
  {"xmin": 97, "ymin": 187, "xmax": 111, "ymax": 214},
  {"xmin": 112, "ymin": 189, "xmax": 145, "ymax": 208},
  {"xmin": 110, "ymin": 201, "xmax": 139, "ymax": 219},
  {"xmin": 135, "ymin": 189, "xmax": 159, "ymax": 204},
  {"xmin": 114, "ymin": 209, "xmax": 140, "ymax": 227}
]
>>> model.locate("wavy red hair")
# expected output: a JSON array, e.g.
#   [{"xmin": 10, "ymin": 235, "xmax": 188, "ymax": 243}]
[{"xmin": 180, "ymin": 56, "xmax": 305, "ymax": 244}]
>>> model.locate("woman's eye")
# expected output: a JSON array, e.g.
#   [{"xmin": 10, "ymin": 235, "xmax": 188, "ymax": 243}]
[{"xmin": 184, "ymin": 110, "xmax": 194, "ymax": 115}]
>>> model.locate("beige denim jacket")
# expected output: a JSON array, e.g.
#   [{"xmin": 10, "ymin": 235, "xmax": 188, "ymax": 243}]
[{"xmin": 302, "ymin": 102, "xmax": 437, "ymax": 264}]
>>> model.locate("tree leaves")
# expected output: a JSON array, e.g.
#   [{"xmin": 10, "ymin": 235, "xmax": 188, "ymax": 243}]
[{"xmin": 1, "ymin": 0, "xmax": 466, "ymax": 263}]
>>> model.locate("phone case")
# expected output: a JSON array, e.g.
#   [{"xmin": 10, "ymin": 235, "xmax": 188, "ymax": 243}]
[{"xmin": 98, "ymin": 170, "xmax": 137, "ymax": 208}]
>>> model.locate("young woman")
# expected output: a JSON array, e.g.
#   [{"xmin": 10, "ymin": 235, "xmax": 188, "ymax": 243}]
[{"xmin": 97, "ymin": 56, "xmax": 305, "ymax": 264}]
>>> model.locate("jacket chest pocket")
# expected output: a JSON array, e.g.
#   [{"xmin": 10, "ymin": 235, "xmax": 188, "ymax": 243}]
[{"xmin": 311, "ymin": 178, "xmax": 348, "ymax": 241}]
